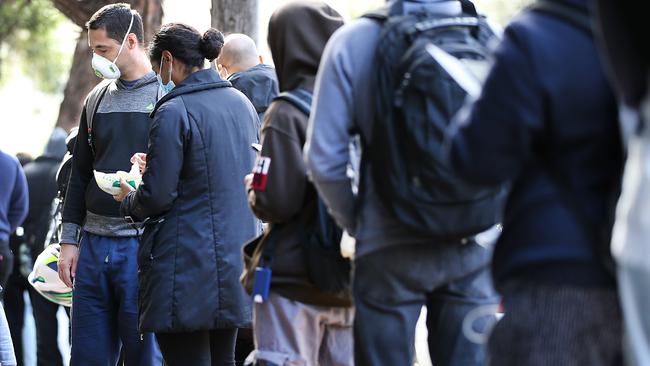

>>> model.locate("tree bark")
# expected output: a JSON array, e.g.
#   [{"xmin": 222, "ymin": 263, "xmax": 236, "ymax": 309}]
[
  {"xmin": 55, "ymin": 30, "xmax": 96, "ymax": 132},
  {"xmin": 52, "ymin": 0, "xmax": 163, "ymax": 131},
  {"xmin": 51, "ymin": 0, "xmax": 114, "ymax": 28},
  {"xmin": 211, "ymin": 0, "xmax": 258, "ymax": 42}
]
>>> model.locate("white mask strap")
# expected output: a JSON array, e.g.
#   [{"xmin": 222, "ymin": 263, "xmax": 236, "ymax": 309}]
[{"xmin": 113, "ymin": 11, "xmax": 135, "ymax": 63}]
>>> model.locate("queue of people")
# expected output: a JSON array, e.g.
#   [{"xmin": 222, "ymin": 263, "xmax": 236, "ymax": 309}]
[{"xmin": 0, "ymin": 0, "xmax": 648, "ymax": 365}]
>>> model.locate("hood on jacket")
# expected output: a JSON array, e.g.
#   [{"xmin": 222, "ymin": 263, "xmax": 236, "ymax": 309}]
[
  {"xmin": 43, "ymin": 127, "xmax": 67, "ymax": 160},
  {"xmin": 228, "ymin": 64, "xmax": 279, "ymax": 114},
  {"xmin": 268, "ymin": 2, "xmax": 344, "ymax": 92}
]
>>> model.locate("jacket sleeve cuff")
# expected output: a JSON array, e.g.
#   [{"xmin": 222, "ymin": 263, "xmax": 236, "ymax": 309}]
[
  {"xmin": 120, "ymin": 191, "xmax": 142, "ymax": 222},
  {"xmin": 60, "ymin": 222, "xmax": 81, "ymax": 245}
]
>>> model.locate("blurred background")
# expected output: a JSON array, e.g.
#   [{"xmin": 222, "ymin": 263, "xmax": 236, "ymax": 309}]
[{"xmin": 0, "ymin": 0, "xmax": 530, "ymax": 158}]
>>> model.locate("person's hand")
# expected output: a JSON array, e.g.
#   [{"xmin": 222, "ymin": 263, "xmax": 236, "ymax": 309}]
[
  {"xmin": 58, "ymin": 243, "xmax": 79, "ymax": 288},
  {"xmin": 244, "ymin": 173, "xmax": 254, "ymax": 190},
  {"xmin": 113, "ymin": 179, "xmax": 135, "ymax": 202},
  {"xmin": 130, "ymin": 153, "xmax": 147, "ymax": 174}
]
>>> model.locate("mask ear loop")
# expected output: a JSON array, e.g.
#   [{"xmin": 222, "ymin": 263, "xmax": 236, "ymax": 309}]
[
  {"xmin": 113, "ymin": 11, "xmax": 135, "ymax": 63},
  {"xmin": 167, "ymin": 58, "xmax": 173, "ymax": 84},
  {"xmin": 158, "ymin": 56, "xmax": 173, "ymax": 85}
]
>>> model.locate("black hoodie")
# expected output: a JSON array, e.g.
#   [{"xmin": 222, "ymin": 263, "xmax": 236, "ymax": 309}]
[{"xmin": 247, "ymin": 2, "xmax": 347, "ymax": 307}]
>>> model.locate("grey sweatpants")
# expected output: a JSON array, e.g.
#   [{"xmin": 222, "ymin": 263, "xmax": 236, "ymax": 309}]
[
  {"xmin": 251, "ymin": 292, "xmax": 354, "ymax": 366},
  {"xmin": 0, "ymin": 302, "xmax": 17, "ymax": 366},
  {"xmin": 618, "ymin": 265, "xmax": 650, "ymax": 366}
]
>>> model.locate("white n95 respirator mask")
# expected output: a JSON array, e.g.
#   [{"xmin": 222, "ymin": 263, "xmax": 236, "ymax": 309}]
[{"xmin": 91, "ymin": 11, "xmax": 134, "ymax": 80}]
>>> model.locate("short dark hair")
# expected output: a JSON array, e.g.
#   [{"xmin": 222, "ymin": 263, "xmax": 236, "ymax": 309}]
[
  {"xmin": 86, "ymin": 3, "xmax": 144, "ymax": 45},
  {"xmin": 149, "ymin": 23, "xmax": 224, "ymax": 68}
]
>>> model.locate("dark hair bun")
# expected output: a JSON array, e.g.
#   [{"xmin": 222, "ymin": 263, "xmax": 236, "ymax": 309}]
[{"xmin": 199, "ymin": 28, "xmax": 224, "ymax": 61}]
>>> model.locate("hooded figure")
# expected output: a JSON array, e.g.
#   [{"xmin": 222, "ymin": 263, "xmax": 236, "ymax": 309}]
[
  {"xmin": 22, "ymin": 128, "xmax": 68, "ymax": 259},
  {"xmin": 245, "ymin": 3, "xmax": 351, "ymax": 365},
  {"xmin": 267, "ymin": 2, "xmax": 343, "ymax": 93}
]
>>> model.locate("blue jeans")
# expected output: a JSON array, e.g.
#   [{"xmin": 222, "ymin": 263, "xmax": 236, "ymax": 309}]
[
  {"xmin": 353, "ymin": 242, "xmax": 498, "ymax": 366},
  {"xmin": 71, "ymin": 232, "xmax": 162, "ymax": 366}
]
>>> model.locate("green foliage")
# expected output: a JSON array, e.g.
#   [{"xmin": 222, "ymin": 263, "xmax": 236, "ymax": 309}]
[
  {"xmin": 474, "ymin": 0, "xmax": 532, "ymax": 26},
  {"xmin": 0, "ymin": 0, "xmax": 69, "ymax": 93}
]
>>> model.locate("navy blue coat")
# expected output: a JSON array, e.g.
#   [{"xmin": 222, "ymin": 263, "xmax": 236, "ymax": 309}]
[
  {"xmin": 122, "ymin": 69, "xmax": 259, "ymax": 332},
  {"xmin": 450, "ymin": 0, "xmax": 623, "ymax": 289}
]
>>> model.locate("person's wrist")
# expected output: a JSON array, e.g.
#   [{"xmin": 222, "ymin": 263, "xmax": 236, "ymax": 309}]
[{"xmin": 60, "ymin": 242, "xmax": 79, "ymax": 247}]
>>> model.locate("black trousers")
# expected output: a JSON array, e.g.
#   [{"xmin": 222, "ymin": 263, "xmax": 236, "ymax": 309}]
[
  {"xmin": 0, "ymin": 241, "xmax": 14, "ymax": 291},
  {"xmin": 156, "ymin": 328, "xmax": 238, "ymax": 366},
  {"xmin": 4, "ymin": 271, "xmax": 70, "ymax": 366},
  {"xmin": 488, "ymin": 281, "xmax": 623, "ymax": 366},
  {"xmin": 234, "ymin": 328, "xmax": 254, "ymax": 366}
]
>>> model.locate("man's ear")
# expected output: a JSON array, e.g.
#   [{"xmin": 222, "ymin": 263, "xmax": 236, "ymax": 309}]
[{"xmin": 127, "ymin": 33, "xmax": 139, "ymax": 50}]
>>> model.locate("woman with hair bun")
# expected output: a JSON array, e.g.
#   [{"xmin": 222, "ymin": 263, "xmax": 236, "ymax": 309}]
[{"xmin": 114, "ymin": 23, "xmax": 260, "ymax": 366}]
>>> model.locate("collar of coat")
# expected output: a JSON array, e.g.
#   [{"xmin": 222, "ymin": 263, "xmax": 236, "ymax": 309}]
[{"xmin": 151, "ymin": 68, "xmax": 231, "ymax": 118}]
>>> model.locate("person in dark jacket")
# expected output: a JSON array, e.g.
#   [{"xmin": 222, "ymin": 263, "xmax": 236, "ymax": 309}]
[
  {"xmin": 5, "ymin": 128, "xmax": 70, "ymax": 366},
  {"xmin": 115, "ymin": 23, "xmax": 259, "ymax": 366},
  {"xmin": 0, "ymin": 149, "xmax": 27, "ymax": 366},
  {"xmin": 217, "ymin": 33, "xmax": 279, "ymax": 127},
  {"xmin": 448, "ymin": 0, "xmax": 624, "ymax": 364},
  {"xmin": 217, "ymin": 33, "xmax": 274, "ymax": 365},
  {"xmin": 244, "ymin": 3, "xmax": 350, "ymax": 365},
  {"xmin": 0, "ymin": 149, "xmax": 28, "ymax": 290}
]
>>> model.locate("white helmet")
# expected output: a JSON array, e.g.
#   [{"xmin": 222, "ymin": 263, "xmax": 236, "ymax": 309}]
[{"xmin": 28, "ymin": 244, "xmax": 72, "ymax": 307}]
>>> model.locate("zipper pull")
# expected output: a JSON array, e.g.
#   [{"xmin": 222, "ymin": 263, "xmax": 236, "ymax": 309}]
[{"xmin": 104, "ymin": 254, "xmax": 109, "ymax": 263}]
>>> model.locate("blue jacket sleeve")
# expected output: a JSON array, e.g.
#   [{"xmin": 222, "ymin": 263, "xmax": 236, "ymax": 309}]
[
  {"xmin": 304, "ymin": 28, "xmax": 358, "ymax": 234},
  {"xmin": 450, "ymin": 25, "xmax": 544, "ymax": 186},
  {"xmin": 122, "ymin": 100, "xmax": 187, "ymax": 221},
  {"xmin": 8, "ymin": 161, "xmax": 28, "ymax": 232}
]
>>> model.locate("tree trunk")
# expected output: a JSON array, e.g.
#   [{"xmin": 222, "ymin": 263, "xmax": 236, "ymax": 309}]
[
  {"xmin": 52, "ymin": 0, "xmax": 163, "ymax": 131},
  {"xmin": 55, "ymin": 30, "xmax": 97, "ymax": 132},
  {"xmin": 211, "ymin": 0, "xmax": 258, "ymax": 43},
  {"xmin": 131, "ymin": 0, "xmax": 164, "ymax": 46}
]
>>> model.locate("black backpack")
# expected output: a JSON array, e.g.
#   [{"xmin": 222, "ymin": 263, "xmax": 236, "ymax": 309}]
[
  {"xmin": 272, "ymin": 88, "xmax": 351, "ymax": 295},
  {"xmin": 364, "ymin": 0, "xmax": 504, "ymax": 240}
]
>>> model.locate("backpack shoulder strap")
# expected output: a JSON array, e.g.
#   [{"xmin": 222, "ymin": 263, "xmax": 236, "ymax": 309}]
[
  {"xmin": 363, "ymin": 6, "xmax": 390, "ymax": 22},
  {"xmin": 362, "ymin": 0, "xmax": 402, "ymax": 22},
  {"xmin": 85, "ymin": 81, "xmax": 111, "ymax": 156},
  {"xmin": 364, "ymin": 0, "xmax": 478, "ymax": 21},
  {"xmin": 273, "ymin": 88, "xmax": 313, "ymax": 116},
  {"xmin": 459, "ymin": 0, "xmax": 478, "ymax": 16},
  {"xmin": 85, "ymin": 81, "xmax": 111, "ymax": 132},
  {"xmin": 529, "ymin": 0, "xmax": 591, "ymax": 33}
]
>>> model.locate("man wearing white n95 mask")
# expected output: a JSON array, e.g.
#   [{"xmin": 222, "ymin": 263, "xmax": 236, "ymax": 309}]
[{"xmin": 57, "ymin": 3, "xmax": 162, "ymax": 365}]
